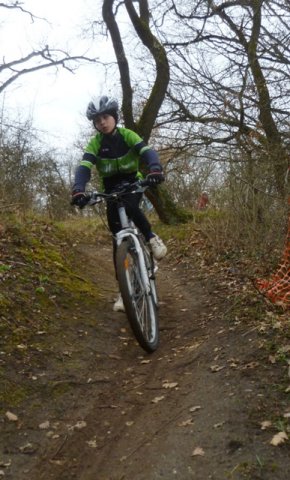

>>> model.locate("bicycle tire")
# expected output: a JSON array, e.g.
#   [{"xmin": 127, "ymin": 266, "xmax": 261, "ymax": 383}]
[{"xmin": 116, "ymin": 238, "xmax": 159, "ymax": 353}]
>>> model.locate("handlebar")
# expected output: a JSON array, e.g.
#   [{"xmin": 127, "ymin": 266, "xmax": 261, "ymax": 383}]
[{"xmin": 84, "ymin": 179, "xmax": 150, "ymax": 206}]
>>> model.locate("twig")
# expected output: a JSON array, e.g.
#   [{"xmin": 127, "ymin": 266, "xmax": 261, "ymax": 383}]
[
  {"xmin": 0, "ymin": 203, "xmax": 22, "ymax": 209},
  {"xmin": 3, "ymin": 260, "xmax": 28, "ymax": 266},
  {"xmin": 241, "ymin": 325, "xmax": 259, "ymax": 337},
  {"xmin": 50, "ymin": 378, "xmax": 111, "ymax": 387},
  {"xmin": 50, "ymin": 434, "xmax": 68, "ymax": 459}
]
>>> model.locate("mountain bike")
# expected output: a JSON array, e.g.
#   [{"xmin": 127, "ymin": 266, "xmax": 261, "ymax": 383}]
[{"xmin": 85, "ymin": 180, "xmax": 159, "ymax": 353}]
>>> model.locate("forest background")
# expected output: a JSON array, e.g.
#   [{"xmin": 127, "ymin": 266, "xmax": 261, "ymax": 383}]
[{"xmin": 1, "ymin": 0, "xmax": 289, "ymax": 306}]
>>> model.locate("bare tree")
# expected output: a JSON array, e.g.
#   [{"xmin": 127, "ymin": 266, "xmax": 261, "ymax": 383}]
[
  {"xmin": 102, "ymin": 0, "xmax": 192, "ymax": 223},
  {"xmin": 155, "ymin": 0, "xmax": 290, "ymax": 197},
  {"xmin": 0, "ymin": 116, "xmax": 72, "ymax": 217}
]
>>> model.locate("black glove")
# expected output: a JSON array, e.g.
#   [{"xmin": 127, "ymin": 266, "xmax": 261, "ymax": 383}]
[
  {"xmin": 146, "ymin": 171, "xmax": 165, "ymax": 185},
  {"xmin": 71, "ymin": 191, "xmax": 87, "ymax": 209}
]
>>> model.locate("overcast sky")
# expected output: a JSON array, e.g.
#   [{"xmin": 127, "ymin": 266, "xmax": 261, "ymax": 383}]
[{"xmin": 2, "ymin": 0, "xmax": 116, "ymax": 152}]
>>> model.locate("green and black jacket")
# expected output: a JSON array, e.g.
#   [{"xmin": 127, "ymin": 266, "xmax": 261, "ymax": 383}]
[{"xmin": 73, "ymin": 127, "xmax": 162, "ymax": 193}]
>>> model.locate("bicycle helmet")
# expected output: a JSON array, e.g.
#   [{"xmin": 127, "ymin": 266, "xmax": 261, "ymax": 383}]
[{"xmin": 86, "ymin": 95, "xmax": 119, "ymax": 123}]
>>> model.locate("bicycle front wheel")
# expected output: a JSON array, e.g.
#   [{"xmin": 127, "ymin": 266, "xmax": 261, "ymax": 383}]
[{"xmin": 116, "ymin": 239, "xmax": 159, "ymax": 353}]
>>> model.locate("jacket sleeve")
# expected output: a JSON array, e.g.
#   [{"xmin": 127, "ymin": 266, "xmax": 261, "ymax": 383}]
[
  {"xmin": 135, "ymin": 141, "xmax": 162, "ymax": 172},
  {"xmin": 72, "ymin": 152, "xmax": 96, "ymax": 192}
]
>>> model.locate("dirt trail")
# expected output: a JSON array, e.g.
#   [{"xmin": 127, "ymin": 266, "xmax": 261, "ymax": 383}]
[{"xmin": 1, "ymin": 242, "xmax": 290, "ymax": 479}]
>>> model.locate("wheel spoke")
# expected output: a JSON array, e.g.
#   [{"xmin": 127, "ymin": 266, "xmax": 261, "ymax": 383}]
[{"xmin": 125, "ymin": 253, "xmax": 155, "ymax": 342}]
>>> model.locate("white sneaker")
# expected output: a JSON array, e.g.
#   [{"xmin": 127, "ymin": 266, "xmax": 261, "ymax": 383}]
[
  {"xmin": 149, "ymin": 235, "xmax": 167, "ymax": 260},
  {"xmin": 113, "ymin": 293, "xmax": 125, "ymax": 312}
]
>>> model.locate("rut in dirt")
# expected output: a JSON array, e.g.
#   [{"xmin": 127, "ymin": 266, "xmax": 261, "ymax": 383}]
[{"xmin": 2, "ymin": 244, "xmax": 290, "ymax": 480}]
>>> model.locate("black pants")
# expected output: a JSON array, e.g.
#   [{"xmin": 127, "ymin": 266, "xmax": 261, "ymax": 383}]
[
  {"xmin": 106, "ymin": 192, "xmax": 152, "ymax": 278},
  {"xmin": 106, "ymin": 192, "xmax": 152, "ymax": 239}
]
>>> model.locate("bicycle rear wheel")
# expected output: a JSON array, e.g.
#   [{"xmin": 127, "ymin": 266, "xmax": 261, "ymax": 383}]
[{"xmin": 116, "ymin": 238, "xmax": 159, "ymax": 353}]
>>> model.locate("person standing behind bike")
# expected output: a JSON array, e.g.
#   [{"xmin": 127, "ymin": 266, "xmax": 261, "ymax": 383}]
[{"xmin": 71, "ymin": 95, "xmax": 167, "ymax": 312}]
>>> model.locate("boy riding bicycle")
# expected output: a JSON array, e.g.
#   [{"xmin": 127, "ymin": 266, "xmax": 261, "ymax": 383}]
[{"xmin": 71, "ymin": 95, "xmax": 167, "ymax": 312}]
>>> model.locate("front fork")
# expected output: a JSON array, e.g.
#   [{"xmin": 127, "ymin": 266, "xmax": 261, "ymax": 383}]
[{"xmin": 116, "ymin": 230, "xmax": 150, "ymax": 293}]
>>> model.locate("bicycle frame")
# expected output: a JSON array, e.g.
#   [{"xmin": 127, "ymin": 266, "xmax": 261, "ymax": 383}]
[{"xmin": 115, "ymin": 207, "xmax": 150, "ymax": 294}]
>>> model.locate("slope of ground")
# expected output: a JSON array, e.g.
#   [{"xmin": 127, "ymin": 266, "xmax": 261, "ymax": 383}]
[{"xmin": 0, "ymin": 215, "xmax": 289, "ymax": 480}]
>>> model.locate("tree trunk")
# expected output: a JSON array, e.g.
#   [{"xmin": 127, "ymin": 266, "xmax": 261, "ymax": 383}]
[
  {"xmin": 215, "ymin": 0, "xmax": 288, "ymax": 197},
  {"xmin": 146, "ymin": 184, "xmax": 192, "ymax": 224},
  {"xmin": 102, "ymin": 0, "xmax": 188, "ymax": 224},
  {"xmin": 247, "ymin": 1, "xmax": 287, "ymax": 197}
]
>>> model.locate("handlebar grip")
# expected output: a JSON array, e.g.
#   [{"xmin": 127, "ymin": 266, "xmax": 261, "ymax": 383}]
[{"xmin": 138, "ymin": 179, "xmax": 150, "ymax": 187}]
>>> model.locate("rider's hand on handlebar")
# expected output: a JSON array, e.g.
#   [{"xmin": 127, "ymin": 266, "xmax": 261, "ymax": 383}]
[
  {"xmin": 146, "ymin": 171, "xmax": 165, "ymax": 185},
  {"xmin": 71, "ymin": 191, "xmax": 87, "ymax": 209}
]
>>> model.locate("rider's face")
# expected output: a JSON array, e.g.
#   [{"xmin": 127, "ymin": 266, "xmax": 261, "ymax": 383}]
[{"xmin": 94, "ymin": 114, "xmax": 116, "ymax": 134}]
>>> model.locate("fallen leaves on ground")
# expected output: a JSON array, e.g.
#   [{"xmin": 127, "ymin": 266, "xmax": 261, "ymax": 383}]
[
  {"xmin": 210, "ymin": 365, "xmax": 225, "ymax": 372},
  {"xmin": 192, "ymin": 447, "xmax": 205, "ymax": 456},
  {"xmin": 162, "ymin": 381, "xmax": 178, "ymax": 389},
  {"xmin": 260, "ymin": 420, "xmax": 272, "ymax": 430},
  {"xmin": 151, "ymin": 395, "xmax": 165, "ymax": 404},
  {"xmin": 189, "ymin": 405, "xmax": 201, "ymax": 412},
  {"xmin": 5, "ymin": 411, "xmax": 18, "ymax": 422},
  {"xmin": 39, "ymin": 421, "xmax": 50, "ymax": 430},
  {"xmin": 270, "ymin": 431, "xmax": 288, "ymax": 446},
  {"xmin": 178, "ymin": 418, "xmax": 194, "ymax": 427}
]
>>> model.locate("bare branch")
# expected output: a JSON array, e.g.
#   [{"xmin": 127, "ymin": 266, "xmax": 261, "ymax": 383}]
[
  {"xmin": 0, "ymin": 1, "xmax": 44, "ymax": 22},
  {"xmin": 0, "ymin": 47, "xmax": 98, "ymax": 94}
]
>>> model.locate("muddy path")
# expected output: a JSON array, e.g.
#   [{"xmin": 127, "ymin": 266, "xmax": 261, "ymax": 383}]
[{"xmin": 1, "ymin": 242, "xmax": 290, "ymax": 480}]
